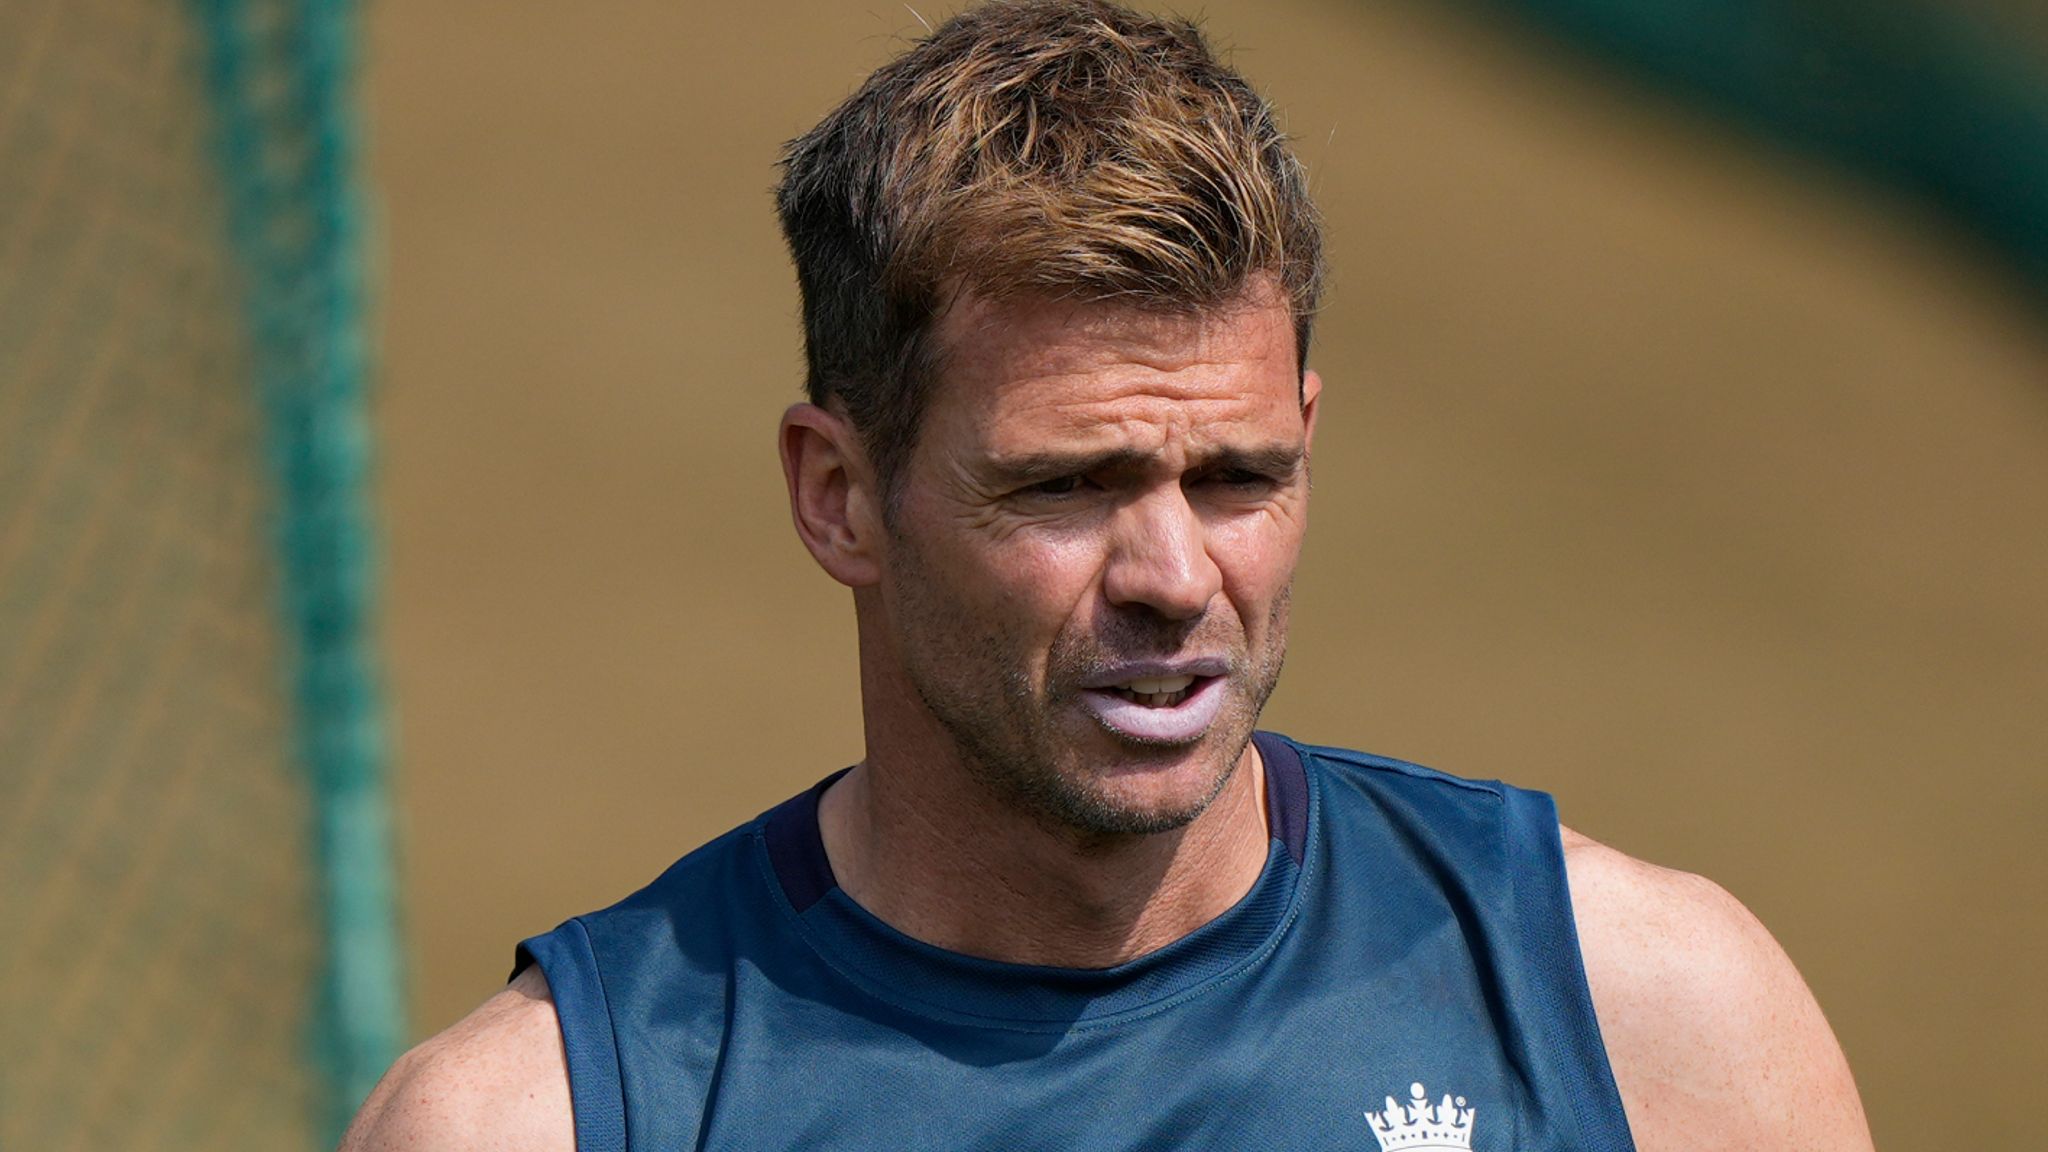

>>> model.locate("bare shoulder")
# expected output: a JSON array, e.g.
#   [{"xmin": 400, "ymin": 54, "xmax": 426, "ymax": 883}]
[
  {"xmin": 339, "ymin": 965, "xmax": 574, "ymax": 1152},
  {"xmin": 1559, "ymin": 827, "xmax": 1872, "ymax": 1152}
]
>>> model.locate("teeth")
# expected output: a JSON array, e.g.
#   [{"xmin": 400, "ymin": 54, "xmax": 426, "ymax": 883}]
[{"xmin": 1121, "ymin": 675, "xmax": 1194, "ymax": 695}]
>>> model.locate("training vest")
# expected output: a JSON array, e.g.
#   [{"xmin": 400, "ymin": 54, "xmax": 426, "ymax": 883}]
[{"xmin": 516, "ymin": 732, "xmax": 1636, "ymax": 1151}]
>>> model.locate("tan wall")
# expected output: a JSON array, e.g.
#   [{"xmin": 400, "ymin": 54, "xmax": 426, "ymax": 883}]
[{"xmin": 366, "ymin": 2, "xmax": 2048, "ymax": 1146}]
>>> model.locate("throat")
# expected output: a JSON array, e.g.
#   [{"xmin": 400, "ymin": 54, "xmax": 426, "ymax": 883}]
[{"xmin": 815, "ymin": 742, "xmax": 1271, "ymax": 968}]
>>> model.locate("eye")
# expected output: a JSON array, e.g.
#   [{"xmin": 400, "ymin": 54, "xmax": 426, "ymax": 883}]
[
  {"xmin": 1025, "ymin": 475, "xmax": 1087, "ymax": 498},
  {"xmin": 1200, "ymin": 468, "xmax": 1277, "ymax": 492}
]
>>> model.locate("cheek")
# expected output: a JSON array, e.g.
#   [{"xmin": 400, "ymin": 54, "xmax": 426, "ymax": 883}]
[
  {"xmin": 1211, "ymin": 510, "xmax": 1304, "ymax": 601},
  {"xmin": 919, "ymin": 521, "xmax": 1108, "ymax": 623},
  {"xmin": 984, "ymin": 533, "xmax": 1108, "ymax": 626}
]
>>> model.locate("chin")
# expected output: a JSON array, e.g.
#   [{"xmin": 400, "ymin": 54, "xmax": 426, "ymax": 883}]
[{"xmin": 1040, "ymin": 726, "xmax": 1249, "ymax": 836}]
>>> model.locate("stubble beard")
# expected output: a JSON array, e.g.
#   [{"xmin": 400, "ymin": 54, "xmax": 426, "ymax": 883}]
[{"xmin": 889, "ymin": 534, "xmax": 1292, "ymax": 839}]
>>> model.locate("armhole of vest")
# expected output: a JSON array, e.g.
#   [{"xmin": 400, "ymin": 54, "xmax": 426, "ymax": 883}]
[
  {"xmin": 1502, "ymin": 788, "xmax": 1639, "ymax": 1152},
  {"xmin": 515, "ymin": 919, "xmax": 629, "ymax": 1152}
]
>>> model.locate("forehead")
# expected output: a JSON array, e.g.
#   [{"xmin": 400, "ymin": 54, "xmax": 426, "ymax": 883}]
[{"xmin": 922, "ymin": 287, "xmax": 1302, "ymax": 454}]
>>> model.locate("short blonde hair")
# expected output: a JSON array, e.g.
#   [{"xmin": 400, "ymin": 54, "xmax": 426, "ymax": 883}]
[{"xmin": 776, "ymin": 0, "xmax": 1324, "ymax": 491}]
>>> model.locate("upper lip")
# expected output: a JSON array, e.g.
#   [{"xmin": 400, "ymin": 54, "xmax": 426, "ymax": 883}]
[{"xmin": 1076, "ymin": 657, "xmax": 1230, "ymax": 689}]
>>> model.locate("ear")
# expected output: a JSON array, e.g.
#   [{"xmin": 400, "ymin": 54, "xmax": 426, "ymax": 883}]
[
  {"xmin": 779, "ymin": 402, "xmax": 884, "ymax": 587},
  {"xmin": 1300, "ymin": 368, "xmax": 1323, "ymax": 455}
]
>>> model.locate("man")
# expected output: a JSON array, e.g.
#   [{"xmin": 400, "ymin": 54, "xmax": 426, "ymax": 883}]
[{"xmin": 344, "ymin": 2, "xmax": 1873, "ymax": 1148}]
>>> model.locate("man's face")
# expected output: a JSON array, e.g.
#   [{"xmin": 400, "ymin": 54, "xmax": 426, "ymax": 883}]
[{"xmin": 877, "ymin": 284, "xmax": 1319, "ymax": 836}]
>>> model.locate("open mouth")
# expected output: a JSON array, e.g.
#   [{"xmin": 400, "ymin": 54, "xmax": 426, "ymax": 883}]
[
  {"xmin": 1106, "ymin": 674, "xmax": 1202, "ymax": 708},
  {"xmin": 1079, "ymin": 671, "xmax": 1228, "ymax": 743}
]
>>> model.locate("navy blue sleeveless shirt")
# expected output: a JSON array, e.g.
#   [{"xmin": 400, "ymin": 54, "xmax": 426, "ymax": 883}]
[{"xmin": 515, "ymin": 733, "xmax": 1635, "ymax": 1151}]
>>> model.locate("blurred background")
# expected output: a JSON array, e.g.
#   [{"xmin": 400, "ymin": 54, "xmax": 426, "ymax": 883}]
[{"xmin": 4, "ymin": 0, "xmax": 2045, "ymax": 1147}]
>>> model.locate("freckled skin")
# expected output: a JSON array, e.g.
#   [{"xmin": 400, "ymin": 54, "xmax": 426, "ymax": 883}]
[{"xmin": 883, "ymin": 289, "xmax": 1318, "ymax": 836}]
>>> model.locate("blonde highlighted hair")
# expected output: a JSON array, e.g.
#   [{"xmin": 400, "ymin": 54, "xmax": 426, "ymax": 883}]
[{"xmin": 776, "ymin": 0, "xmax": 1324, "ymax": 490}]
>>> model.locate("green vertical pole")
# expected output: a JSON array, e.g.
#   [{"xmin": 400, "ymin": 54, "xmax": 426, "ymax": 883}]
[{"xmin": 193, "ymin": 0, "xmax": 406, "ymax": 1143}]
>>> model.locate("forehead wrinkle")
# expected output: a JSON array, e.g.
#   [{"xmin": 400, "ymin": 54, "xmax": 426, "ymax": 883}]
[
  {"xmin": 928, "ymin": 287, "xmax": 1303, "ymax": 470},
  {"xmin": 970, "ymin": 334, "xmax": 1286, "ymax": 404},
  {"xmin": 977, "ymin": 387, "xmax": 1264, "ymax": 462},
  {"xmin": 976, "ymin": 346, "xmax": 1287, "ymax": 424}
]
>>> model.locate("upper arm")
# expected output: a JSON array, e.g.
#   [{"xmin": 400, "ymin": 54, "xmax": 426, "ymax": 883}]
[
  {"xmin": 339, "ymin": 965, "xmax": 575, "ymax": 1152},
  {"xmin": 1562, "ymin": 828, "xmax": 1873, "ymax": 1152}
]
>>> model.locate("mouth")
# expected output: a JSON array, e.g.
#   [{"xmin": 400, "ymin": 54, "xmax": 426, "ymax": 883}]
[
  {"xmin": 1076, "ymin": 670, "xmax": 1229, "ymax": 745},
  {"xmin": 1105, "ymin": 674, "xmax": 1202, "ymax": 708}
]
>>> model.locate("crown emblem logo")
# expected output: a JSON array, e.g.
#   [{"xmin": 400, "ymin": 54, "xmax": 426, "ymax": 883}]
[{"xmin": 1366, "ymin": 1081, "xmax": 1476, "ymax": 1151}]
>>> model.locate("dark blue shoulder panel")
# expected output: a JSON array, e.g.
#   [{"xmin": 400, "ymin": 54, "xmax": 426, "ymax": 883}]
[
  {"xmin": 1500, "ymin": 787, "xmax": 1637, "ymax": 1152},
  {"xmin": 516, "ymin": 920, "xmax": 627, "ymax": 1152},
  {"xmin": 763, "ymin": 769, "xmax": 847, "ymax": 914},
  {"xmin": 1252, "ymin": 731, "xmax": 1310, "ymax": 865}
]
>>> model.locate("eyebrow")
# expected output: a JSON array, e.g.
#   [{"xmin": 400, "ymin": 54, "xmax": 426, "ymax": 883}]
[{"xmin": 984, "ymin": 442, "xmax": 1305, "ymax": 485}]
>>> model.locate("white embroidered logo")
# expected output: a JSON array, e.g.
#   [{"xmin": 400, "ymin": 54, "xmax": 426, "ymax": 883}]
[{"xmin": 1366, "ymin": 1081, "xmax": 1477, "ymax": 1150}]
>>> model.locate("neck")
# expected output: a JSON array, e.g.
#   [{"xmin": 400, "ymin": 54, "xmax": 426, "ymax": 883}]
[{"xmin": 818, "ymin": 737, "xmax": 1269, "ymax": 969}]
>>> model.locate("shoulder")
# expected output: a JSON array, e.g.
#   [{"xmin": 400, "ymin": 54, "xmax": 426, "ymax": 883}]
[
  {"xmin": 1289, "ymin": 740, "xmax": 1505, "ymax": 810},
  {"xmin": 1560, "ymin": 828, "xmax": 1873, "ymax": 1152},
  {"xmin": 339, "ymin": 965, "xmax": 574, "ymax": 1152}
]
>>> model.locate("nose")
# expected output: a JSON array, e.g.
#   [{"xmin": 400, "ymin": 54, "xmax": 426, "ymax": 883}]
[{"xmin": 1102, "ymin": 486, "xmax": 1223, "ymax": 621}]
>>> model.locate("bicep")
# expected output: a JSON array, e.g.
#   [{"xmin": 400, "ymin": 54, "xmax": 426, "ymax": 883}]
[{"xmin": 1565, "ymin": 834, "xmax": 1873, "ymax": 1152}]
